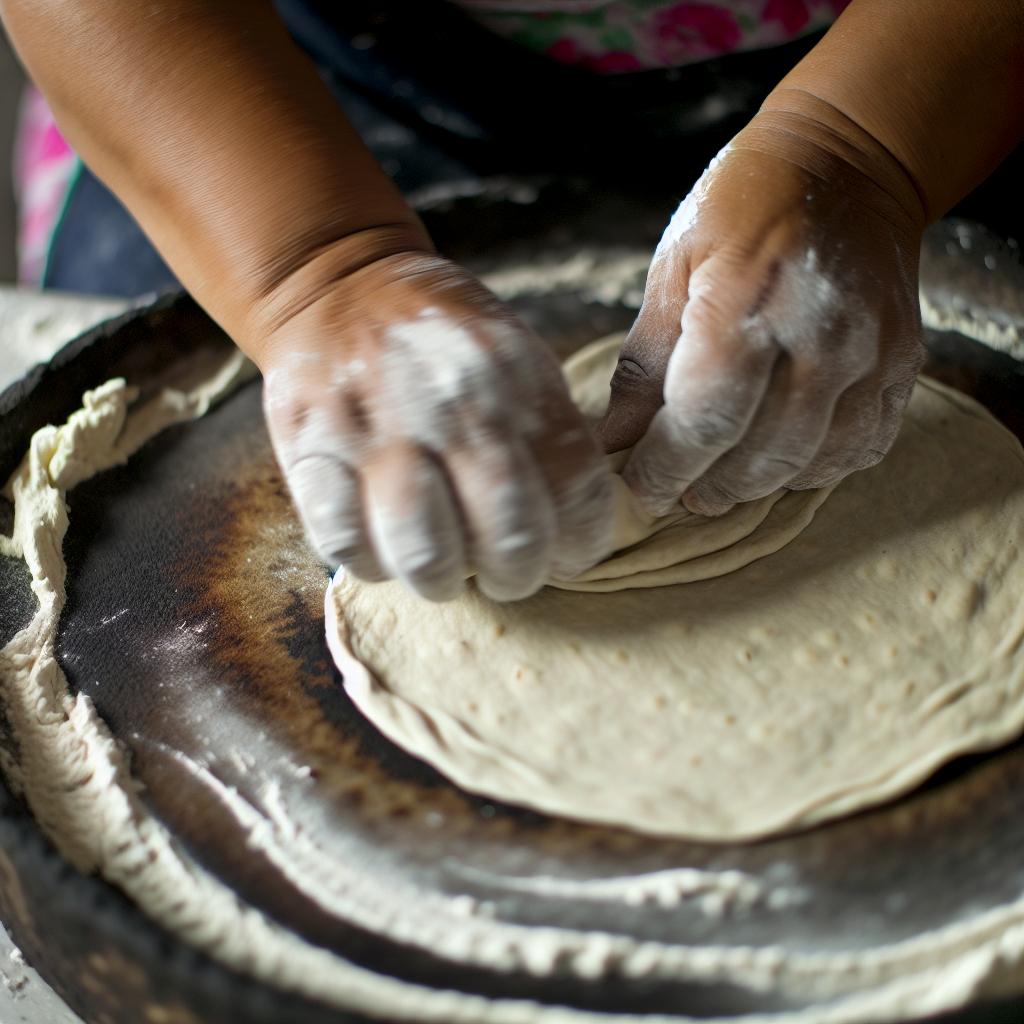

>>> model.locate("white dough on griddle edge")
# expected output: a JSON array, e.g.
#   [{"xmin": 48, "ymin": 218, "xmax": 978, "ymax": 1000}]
[{"xmin": 0, "ymin": 338, "xmax": 1022, "ymax": 1022}]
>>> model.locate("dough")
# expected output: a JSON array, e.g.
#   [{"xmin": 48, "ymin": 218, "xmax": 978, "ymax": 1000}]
[
  {"xmin": 4, "ymin": 338, "xmax": 1024, "ymax": 1022},
  {"xmin": 552, "ymin": 337, "xmax": 836, "ymax": 592},
  {"xmin": 327, "ymin": 334, "xmax": 1024, "ymax": 841}
]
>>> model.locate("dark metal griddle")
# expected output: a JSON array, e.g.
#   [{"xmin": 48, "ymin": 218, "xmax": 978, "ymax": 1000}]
[{"xmin": 1, "ymin": 182, "xmax": 1023, "ymax": 1024}]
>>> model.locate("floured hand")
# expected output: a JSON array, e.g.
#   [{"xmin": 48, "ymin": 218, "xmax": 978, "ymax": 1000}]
[
  {"xmin": 599, "ymin": 99, "xmax": 927, "ymax": 517},
  {"xmin": 260, "ymin": 251, "xmax": 615, "ymax": 602}
]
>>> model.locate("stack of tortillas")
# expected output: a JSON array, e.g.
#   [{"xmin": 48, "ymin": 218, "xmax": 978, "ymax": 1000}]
[{"xmin": 327, "ymin": 334, "xmax": 1024, "ymax": 841}]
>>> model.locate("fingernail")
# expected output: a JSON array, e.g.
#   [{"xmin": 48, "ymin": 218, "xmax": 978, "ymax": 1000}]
[
  {"xmin": 414, "ymin": 575, "xmax": 466, "ymax": 603},
  {"xmin": 476, "ymin": 573, "xmax": 545, "ymax": 603},
  {"xmin": 683, "ymin": 494, "xmax": 734, "ymax": 517}
]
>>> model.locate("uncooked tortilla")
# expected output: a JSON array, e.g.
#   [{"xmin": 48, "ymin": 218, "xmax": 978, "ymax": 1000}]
[
  {"xmin": 327, "ymin": 334, "xmax": 1024, "ymax": 841},
  {"xmin": 3, "ymin": 335, "xmax": 1024, "ymax": 1022},
  {"xmin": 552, "ymin": 337, "xmax": 837, "ymax": 592}
]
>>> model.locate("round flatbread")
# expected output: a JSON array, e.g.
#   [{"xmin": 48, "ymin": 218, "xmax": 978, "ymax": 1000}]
[{"xmin": 326, "ymin": 335, "xmax": 1024, "ymax": 840}]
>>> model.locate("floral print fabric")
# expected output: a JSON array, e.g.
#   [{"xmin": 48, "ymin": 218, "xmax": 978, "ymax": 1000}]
[
  {"xmin": 454, "ymin": 0, "xmax": 851, "ymax": 73},
  {"xmin": 13, "ymin": 86, "xmax": 78, "ymax": 285}
]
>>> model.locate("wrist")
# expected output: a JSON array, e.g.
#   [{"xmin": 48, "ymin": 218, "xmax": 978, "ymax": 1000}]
[
  {"xmin": 744, "ymin": 89, "xmax": 928, "ymax": 236},
  {"xmin": 240, "ymin": 222, "xmax": 436, "ymax": 368},
  {"xmin": 769, "ymin": 0, "xmax": 1024, "ymax": 222}
]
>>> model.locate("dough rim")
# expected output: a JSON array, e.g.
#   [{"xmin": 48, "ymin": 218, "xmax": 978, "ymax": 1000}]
[{"xmin": 1, "ymin": 345, "xmax": 1023, "ymax": 1022}]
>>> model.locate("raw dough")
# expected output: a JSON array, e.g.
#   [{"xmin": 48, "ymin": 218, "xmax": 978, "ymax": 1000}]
[
  {"xmin": 553, "ymin": 337, "xmax": 836, "ymax": 592},
  {"xmin": 3, "ymin": 338, "xmax": 1024, "ymax": 1022},
  {"xmin": 327, "ymin": 334, "xmax": 1024, "ymax": 841}
]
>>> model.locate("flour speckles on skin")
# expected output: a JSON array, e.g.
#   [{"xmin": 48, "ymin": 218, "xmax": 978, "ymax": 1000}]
[
  {"xmin": 266, "ymin": 303, "xmax": 615, "ymax": 600},
  {"xmin": 384, "ymin": 312, "xmax": 502, "ymax": 424},
  {"xmin": 656, "ymin": 144, "xmax": 731, "ymax": 256},
  {"xmin": 655, "ymin": 146, "xmax": 729, "ymax": 258}
]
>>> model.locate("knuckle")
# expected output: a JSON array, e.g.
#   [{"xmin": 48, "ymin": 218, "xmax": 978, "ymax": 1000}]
[
  {"xmin": 314, "ymin": 527, "xmax": 366, "ymax": 567},
  {"xmin": 716, "ymin": 452, "xmax": 807, "ymax": 498},
  {"xmin": 406, "ymin": 555, "xmax": 461, "ymax": 589},
  {"xmin": 264, "ymin": 388, "xmax": 310, "ymax": 438},
  {"xmin": 287, "ymin": 454, "xmax": 344, "ymax": 498},
  {"xmin": 488, "ymin": 527, "xmax": 552, "ymax": 567},
  {"xmin": 681, "ymin": 407, "xmax": 747, "ymax": 449},
  {"xmin": 609, "ymin": 358, "xmax": 663, "ymax": 404}
]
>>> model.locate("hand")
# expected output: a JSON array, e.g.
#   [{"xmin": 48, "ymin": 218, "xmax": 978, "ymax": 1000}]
[
  {"xmin": 599, "ymin": 99, "xmax": 927, "ymax": 517},
  {"xmin": 258, "ymin": 249, "xmax": 615, "ymax": 602}
]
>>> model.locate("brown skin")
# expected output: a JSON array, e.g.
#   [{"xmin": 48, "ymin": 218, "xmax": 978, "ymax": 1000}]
[
  {"xmin": 601, "ymin": 109, "xmax": 928, "ymax": 516},
  {"xmin": 0, "ymin": 0, "xmax": 617, "ymax": 600},
  {"xmin": 2, "ymin": 0, "xmax": 1023, "ymax": 589},
  {"xmin": 0, "ymin": 0, "xmax": 432, "ymax": 343},
  {"xmin": 599, "ymin": 0, "xmax": 1024, "ymax": 520}
]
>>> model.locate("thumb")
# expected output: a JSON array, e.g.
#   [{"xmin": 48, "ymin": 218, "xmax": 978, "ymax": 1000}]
[
  {"xmin": 597, "ymin": 305, "xmax": 680, "ymax": 454},
  {"xmin": 598, "ymin": 232, "xmax": 694, "ymax": 453}
]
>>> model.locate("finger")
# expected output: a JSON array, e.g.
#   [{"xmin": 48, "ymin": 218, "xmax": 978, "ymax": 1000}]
[
  {"xmin": 623, "ymin": 312, "xmax": 778, "ymax": 517},
  {"xmin": 786, "ymin": 376, "xmax": 885, "ymax": 490},
  {"xmin": 549, "ymin": 465, "xmax": 617, "ymax": 579},
  {"xmin": 363, "ymin": 443, "xmax": 466, "ymax": 602},
  {"xmin": 599, "ymin": 258, "xmax": 690, "ymax": 453},
  {"xmin": 824, "ymin": 325, "xmax": 922, "ymax": 481},
  {"xmin": 872, "ymin": 376, "xmax": 916, "ymax": 457},
  {"xmin": 527, "ymin": 384, "xmax": 617, "ymax": 577},
  {"xmin": 266, "ymin": 385, "xmax": 383, "ymax": 578},
  {"xmin": 446, "ymin": 435, "xmax": 556, "ymax": 602},
  {"xmin": 287, "ymin": 454, "xmax": 384, "ymax": 581},
  {"xmin": 681, "ymin": 354, "xmax": 839, "ymax": 515},
  {"xmin": 534, "ymin": 421, "xmax": 617, "ymax": 579}
]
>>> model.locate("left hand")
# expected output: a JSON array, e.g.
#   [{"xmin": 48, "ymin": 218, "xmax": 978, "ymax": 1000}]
[{"xmin": 599, "ymin": 102, "xmax": 927, "ymax": 517}]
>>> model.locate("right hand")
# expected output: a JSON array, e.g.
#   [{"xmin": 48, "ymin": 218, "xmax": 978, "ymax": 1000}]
[
  {"xmin": 598, "ymin": 102, "xmax": 926, "ymax": 518},
  {"xmin": 258, "ymin": 249, "xmax": 616, "ymax": 602}
]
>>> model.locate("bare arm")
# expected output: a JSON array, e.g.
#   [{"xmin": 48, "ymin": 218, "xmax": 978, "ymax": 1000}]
[
  {"xmin": 0, "ymin": 0, "xmax": 617, "ymax": 601},
  {"xmin": 602, "ymin": 0, "xmax": 1024, "ymax": 516},
  {"xmin": 0, "ymin": 0, "xmax": 430, "ymax": 351},
  {"xmin": 767, "ymin": 0, "xmax": 1024, "ymax": 223}
]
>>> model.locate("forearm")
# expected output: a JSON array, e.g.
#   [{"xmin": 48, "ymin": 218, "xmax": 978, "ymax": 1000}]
[
  {"xmin": 0, "ymin": 0, "xmax": 430, "ymax": 356},
  {"xmin": 764, "ymin": 0, "xmax": 1024, "ymax": 223}
]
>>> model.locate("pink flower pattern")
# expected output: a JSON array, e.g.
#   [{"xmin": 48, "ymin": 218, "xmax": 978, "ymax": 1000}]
[
  {"xmin": 651, "ymin": 3, "xmax": 743, "ymax": 64},
  {"xmin": 547, "ymin": 37, "xmax": 643, "ymax": 71},
  {"xmin": 457, "ymin": 0, "xmax": 850, "ymax": 74},
  {"xmin": 763, "ymin": 0, "xmax": 810, "ymax": 34},
  {"xmin": 14, "ymin": 87, "xmax": 77, "ymax": 285}
]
